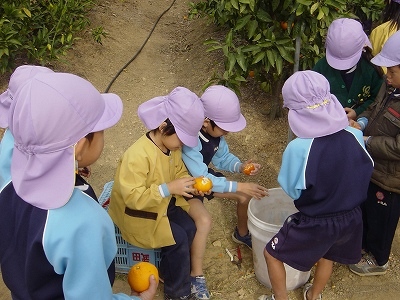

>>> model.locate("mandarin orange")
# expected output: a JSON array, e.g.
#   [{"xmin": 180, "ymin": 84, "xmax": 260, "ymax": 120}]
[
  {"xmin": 193, "ymin": 177, "xmax": 213, "ymax": 192},
  {"xmin": 243, "ymin": 163, "xmax": 255, "ymax": 175},
  {"xmin": 127, "ymin": 262, "xmax": 159, "ymax": 293}
]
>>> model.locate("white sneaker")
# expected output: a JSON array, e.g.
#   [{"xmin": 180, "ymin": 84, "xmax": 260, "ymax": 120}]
[
  {"xmin": 303, "ymin": 283, "xmax": 322, "ymax": 300},
  {"xmin": 258, "ymin": 295, "xmax": 275, "ymax": 300}
]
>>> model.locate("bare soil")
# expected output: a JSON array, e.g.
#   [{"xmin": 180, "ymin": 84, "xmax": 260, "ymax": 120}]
[{"xmin": 1, "ymin": 0, "xmax": 400, "ymax": 299}]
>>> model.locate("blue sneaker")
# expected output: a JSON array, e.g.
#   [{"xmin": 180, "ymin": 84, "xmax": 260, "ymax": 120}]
[
  {"xmin": 191, "ymin": 275, "xmax": 210, "ymax": 299},
  {"xmin": 232, "ymin": 227, "xmax": 252, "ymax": 249}
]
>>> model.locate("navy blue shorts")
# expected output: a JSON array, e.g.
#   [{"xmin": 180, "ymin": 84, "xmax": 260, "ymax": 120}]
[{"xmin": 265, "ymin": 206, "xmax": 363, "ymax": 272}]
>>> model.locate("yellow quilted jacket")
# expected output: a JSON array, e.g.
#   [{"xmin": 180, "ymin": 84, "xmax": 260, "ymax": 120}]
[{"xmin": 108, "ymin": 134, "xmax": 190, "ymax": 248}]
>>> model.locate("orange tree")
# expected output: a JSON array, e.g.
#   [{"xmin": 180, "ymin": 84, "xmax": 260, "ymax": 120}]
[
  {"xmin": 0, "ymin": 0, "xmax": 102, "ymax": 74},
  {"xmin": 192, "ymin": 0, "xmax": 384, "ymax": 118}
]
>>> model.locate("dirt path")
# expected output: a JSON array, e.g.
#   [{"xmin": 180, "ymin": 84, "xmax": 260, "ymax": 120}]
[{"xmin": 1, "ymin": 0, "xmax": 400, "ymax": 299}]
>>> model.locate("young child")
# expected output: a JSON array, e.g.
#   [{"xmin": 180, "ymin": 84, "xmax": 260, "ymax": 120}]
[
  {"xmin": 0, "ymin": 65, "xmax": 99, "ymax": 203},
  {"xmin": 261, "ymin": 71, "xmax": 374, "ymax": 300},
  {"xmin": 313, "ymin": 18, "xmax": 384, "ymax": 120},
  {"xmin": 349, "ymin": 30, "xmax": 400, "ymax": 277},
  {"xmin": 108, "ymin": 87, "xmax": 205, "ymax": 300},
  {"xmin": 0, "ymin": 67, "xmax": 158, "ymax": 300},
  {"xmin": 370, "ymin": 0, "xmax": 400, "ymax": 57},
  {"xmin": 181, "ymin": 85, "xmax": 268, "ymax": 297}
]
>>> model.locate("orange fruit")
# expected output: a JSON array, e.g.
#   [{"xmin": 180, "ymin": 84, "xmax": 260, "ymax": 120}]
[
  {"xmin": 193, "ymin": 176, "xmax": 213, "ymax": 192},
  {"xmin": 127, "ymin": 262, "xmax": 159, "ymax": 293},
  {"xmin": 280, "ymin": 21, "xmax": 294, "ymax": 30},
  {"xmin": 248, "ymin": 70, "xmax": 255, "ymax": 78},
  {"xmin": 243, "ymin": 163, "xmax": 255, "ymax": 175}
]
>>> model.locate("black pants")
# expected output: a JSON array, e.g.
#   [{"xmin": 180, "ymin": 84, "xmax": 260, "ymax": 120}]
[
  {"xmin": 361, "ymin": 182, "xmax": 400, "ymax": 266},
  {"xmin": 159, "ymin": 197, "xmax": 196, "ymax": 298}
]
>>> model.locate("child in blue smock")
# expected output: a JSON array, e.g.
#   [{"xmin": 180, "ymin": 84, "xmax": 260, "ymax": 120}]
[
  {"xmin": 0, "ymin": 66, "xmax": 158, "ymax": 299},
  {"xmin": 260, "ymin": 71, "xmax": 374, "ymax": 300},
  {"xmin": 182, "ymin": 85, "xmax": 268, "ymax": 299}
]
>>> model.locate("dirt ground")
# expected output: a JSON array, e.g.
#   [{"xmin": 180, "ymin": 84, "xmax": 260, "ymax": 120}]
[{"xmin": 1, "ymin": 0, "xmax": 400, "ymax": 299}]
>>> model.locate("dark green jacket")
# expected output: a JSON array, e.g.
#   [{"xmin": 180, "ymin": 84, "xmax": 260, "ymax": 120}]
[{"xmin": 313, "ymin": 56, "xmax": 383, "ymax": 116}]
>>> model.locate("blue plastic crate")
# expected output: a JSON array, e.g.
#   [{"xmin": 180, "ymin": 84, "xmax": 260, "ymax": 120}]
[{"xmin": 98, "ymin": 181, "xmax": 161, "ymax": 273}]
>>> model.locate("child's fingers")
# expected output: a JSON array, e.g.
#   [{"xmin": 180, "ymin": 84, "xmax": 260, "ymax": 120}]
[{"xmin": 182, "ymin": 191, "xmax": 194, "ymax": 198}]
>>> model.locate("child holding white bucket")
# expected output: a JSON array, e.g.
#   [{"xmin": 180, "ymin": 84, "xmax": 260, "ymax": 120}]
[{"xmin": 260, "ymin": 71, "xmax": 374, "ymax": 300}]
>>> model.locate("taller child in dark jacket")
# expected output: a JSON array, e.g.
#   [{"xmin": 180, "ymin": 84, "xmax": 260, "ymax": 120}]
[{"xmin": 350, "ymin": 30, "xmax": 400, "ymax": 277}]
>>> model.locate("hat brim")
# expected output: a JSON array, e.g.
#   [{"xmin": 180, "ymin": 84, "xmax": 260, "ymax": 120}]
[
  {"xmin": 214, "ymin": 114, "xmax": 246, "ymax": 132},
  {"xmin": 288, "ymin": 102, "xmax": 349, "ymax": 138},
  {"xmin": 0, "ymin": 91, "xmax": 11, "ymax": 128},
  {"xmin": 92, "ymin": 93, "xmax": 123, "ymax": 132},
  {"xmin": 11, "ymin": 146, "xmax": 76, "ymax": 209},
  {"xmin": 326, "ymin": 49, "xmax": 362, "ymax": 70},
  {"xmin": 371, "ymin": 54, "xmax": 399, "ymax": 68},
  {"xmin": 175, "ymin": 127, "xmax": 199, "ymax": 147}
]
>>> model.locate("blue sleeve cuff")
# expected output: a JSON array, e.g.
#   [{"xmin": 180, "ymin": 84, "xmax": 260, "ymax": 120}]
[
  {"xmin": 159, "ymin": 183, "xmax": 170, "ymax": 197},
  {"xmin": 357, "ymin": 117, "xmax": 368, "ymax": 131}
]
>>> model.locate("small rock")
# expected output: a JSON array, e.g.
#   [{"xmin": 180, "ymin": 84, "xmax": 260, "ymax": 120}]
[
  {"xmin": 237, "ymin": 288, "xmax": 245, "ymax": 297},
  {"xmin": 212, "ymin": 240, "xmax": 222, "ymax": 247}
]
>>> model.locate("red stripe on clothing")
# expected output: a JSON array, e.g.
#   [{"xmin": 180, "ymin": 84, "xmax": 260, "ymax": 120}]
[{"xmin": 388, "ymin": 107, "xmax": 400, "ymax": 119}]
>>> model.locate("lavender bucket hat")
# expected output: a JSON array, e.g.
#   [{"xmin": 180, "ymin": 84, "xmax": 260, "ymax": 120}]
[
  {"xmin": 8, "ymin": 71, "xmax": 123, "ymax": 209},
  {"xmin": 0, "ymin": 65, "xmax": 54, "ymax": 128},
  {"xmin": 200, "ymin": 85, "xmax": 246, "ymax": 132},
  {"xmin": 283, "ymin": 71, "xmax": 349, "ymax": 138},
  {"xmin": 138, "ymin": 86, "xmax": 204, "ymax": 147},
  {"xmin": 325, "ymin": 18, "xmax": 372, "ymax": 70},
  {"xmin": 371, "ymin": 30, "xmax": 400, "ymax": 67}
]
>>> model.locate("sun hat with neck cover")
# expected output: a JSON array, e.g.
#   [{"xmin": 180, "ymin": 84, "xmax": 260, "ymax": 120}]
[
  {"xmin": 8, "ymin": 69, "xmax": 123, "ymax": 209},
  {"xmin": 283, "ymin": 70, "xmax": 349, "ymax": 138},
  {"xmin": 137, "ymin": 86, "xmax": 204, "ymax": 147}
]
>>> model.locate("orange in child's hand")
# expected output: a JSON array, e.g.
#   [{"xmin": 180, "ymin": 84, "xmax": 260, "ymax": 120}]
[
  {"xmin": 193, "ymin": 177, "xmax": 213, "ymax": 192},
  {"xmin": 127, "ymin": 262, "xmax": 159, "ymax": 293},
  {"xmin": 243, "ymin": 163, "xmax": 255, "ymax": 175}
]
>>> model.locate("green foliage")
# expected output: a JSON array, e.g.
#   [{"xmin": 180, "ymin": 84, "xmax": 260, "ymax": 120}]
[
  {"xmin": 346, "ymin": 0, "xmax": 385, "ymax": 23},
  {"xmin": 191, "ymin": 0, "xmax": 385, "ymax": 114},
  {"xmin": 91, "ymin": 26, "xmax": 108, "ymax": 45},
  {"xmin": 0, "ymin": 0, "xmax": 95, "ymax": 73}
]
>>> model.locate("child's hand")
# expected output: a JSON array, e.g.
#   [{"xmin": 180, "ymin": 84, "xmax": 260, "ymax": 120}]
[
  {"xmin": 241, "ymin": 160, "xmax": 261, "ymax": 175},
  {"xmin": 349, "ymin": 119, "xmax": 362, "ymax": 130},
  {"xmin": 344, "ymin": 107, "xmax": 356, "ymax": 120},
  {"xmin": 167, "ymin": 177, "xmax": 196, "ymax": 198},
  {"xmin": 131, "ymin": 274, "xmax": 158, "ymax": 300},
  {"xmin": 237, "ymin": 182, "xmax": 268, "ymax": 200},
  {"xmin": 192, "ymin": 189, "xmax": 212, "ymax": 197}
]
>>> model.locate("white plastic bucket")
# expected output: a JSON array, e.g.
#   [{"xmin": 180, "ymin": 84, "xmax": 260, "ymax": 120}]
[{"xmin": 248, "ymin": 187, "xmax": 310, "ymax": 290}]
